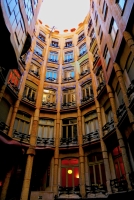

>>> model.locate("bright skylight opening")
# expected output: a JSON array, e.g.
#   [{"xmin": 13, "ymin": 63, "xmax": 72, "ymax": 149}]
[{"xmin": 38, "ymin": 0, "xmax": 90, "ymax": 33}]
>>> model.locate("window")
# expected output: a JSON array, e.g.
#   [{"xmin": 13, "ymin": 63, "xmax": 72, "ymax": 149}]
[
  {"xmin": 79, "ymin": 43, "xmax": 87, "ymax": 57},
  {"xmin": 116, "ymin": 0, "xmax": 126, "ymax": 11},
  {"xmin": 51, "ymin": 39, "xmax": 59, "ymax": 47},
  {"xmin": 42, "ymin": 89, "xmax": 56, "ymax": 104},
  {"xmin": 78, "ymin": 32, "xmax": 85, "ymax": 43},
  {"xmin": 23, "ymin": 81, "xmax": 37, "ymax": 103},
  {"xmin": 8, "ymin": 69, "xmax": 21, "ymax": 89},
  {"xmin": 63, "ymin": 67, "xmax": 74, "ymax": 82},
  {"xmin": 23, "ymin": 0, "xmax": 33, "ymax": 25},
  {"xmin": 46, "ymin": 68, "xmax": 57, "ymax": 82},
  {"xmin": 98, "ymin": 25, "xmax": 103, "ymax": 43},
  {"xmin": 34, "ymin": 0, "xmax": 38, "ymax": 8},
  {"xmin": 34, "ymin": 44, "xmax": 43, "ymax": 57},
  {"xmin": 62, "ymin": 89, "xmax": 76, "ymax": 104},
  {"xmin": 38, "ymin": 31, "xmax": 46, "ymax": 42},
  {"xmin": 48, "ymin": 51, "xmax": 58, "ymax": 63},
  {"xmin": 85, "ymin": 112, "xmax": 98, "ymax": 134},
  {"xmin": 64, "ymin": 51, "xmax": 73, "ymax": 63},
  {"xmin": 112, "ymin": 146, "xmax": 125, "ymax": 179},
  {"xmin": 81, "ymin": 82, "xmax": 93, "ymax": 102},
  {"xmin": 5, "ymin": 0, "xmax": 26, "ymax": 48},
  {"xmin": 14, "ymin": 111, "xmax": 31, "ymax": 135},
  {"xmin": 65, "ymin": 40, "xmax": 73, "ymax": 48},
  {"xmin": 62, "ymin": 119, "xmax": 77, "ymax": 139},
  {"xmin": 38, "ymin": 118, "xmax": 54, "ymax": 138},
  {"xmin": 109, "ymin": 18, "xmax": 118, "ymax": 44},
  {"xmin": 80, "ymin": 60, "xmax": 89, "ymax": 76},
  {"xmin": 29, "ymin": 63, "xmax": 40, "ymax": 77},
  {"xmin": 102, "ymin": 0, "xmax": 108, "ymax": 21},
  {"xmin": 61, "ymin": 158, "xmax": 79, "ymax": 187},
  {"xmin": 105, "ymin": 108, "xmax": 113, "ymax": 123},
  {"xmin": 103, "ymin": 45, "xmax": 111, "ymax": 67},
  {"xmin": 88, "ymin": 153, "xmax": 106, "ymax": 185},
  {"xmin": 88, "ymin": 19, "xmax": 92, "ymax": 33}
]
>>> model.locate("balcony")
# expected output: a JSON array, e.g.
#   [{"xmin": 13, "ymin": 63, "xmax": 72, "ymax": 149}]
[
  {"xmin": 34, "ymin": 50, "xmax": 42, "ymax": 58},
  {"xmin": 97, "ymin": 81, "xmax": 105, "ymax": 94},
  {"xmin": 48, "ymin": 58, "xmax": 58, "ymax": 63},
  {"xmin": 36, "ymin": 137, "xmax": 54, "ymax": 146},
  {"xmin": 29, "ymin": 70, "xmax": 40, "ymax": 78},
  {"xmin": 127, "ymin": 80, "xmax": 134, "ymax": 103},
  {"xmin": 13, "ymin": 130, "xmax": 30, "ymax": 143},
  {"xmin": 7, "ymin": 80, "xmax": 19, "ymax": 95},
  {"xmin": 42, "ymin": 101, "xmax": 56, "ymax": 109},
  {"xmin": 61, "ymin": 101, "xmax": 76, "ymax": 109},
  {"xmin": 46, "ymin": 77, "xmax": 57, "ymax": 82},
  {"xmin": 83, "ymin": 130, "xmax": 99, "ymax": 144},
  {"xmin": 64, "ymin": 58, "xmax": 73, "ymax": 63},
  {"xmin": 116, "ymin": 102, "xmax": 126, "ymax": 121},
  {"xmin": 79, "ymin": 50, "xmax": 87, "ymax": 58},
  {"xmin": 57, "ymin": 185, "xmax": 81, "ymax": 198},
  {"xmin": 62, "ymin": 76, "xmax": 74, "ymax": 82},
  {"xmin": 79, "ymin": 69, "xmax": 90, "ymax": 79},
  {"xmin": 81, "ymin": 95, "xmax": 94, "ymax": 105},
  {"xmin": 60, "ymin": 137, "xmax": 78, "ymax": 146},
  {"xmin": 0, "ymin": 121, "xmax": 9, "ymax": 135},
  {"xmin": 22, "ymin": 95, "xmax": 36, "ymax": 106},
  {"xmin": 102, "ymin": 119, "xmax": 115, "ymax": 135}
]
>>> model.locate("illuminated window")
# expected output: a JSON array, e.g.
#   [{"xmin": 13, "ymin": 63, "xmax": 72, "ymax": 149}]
[
  {"xmin": 61, "ymin": 158, "xmax": 79, "ymax": 187},
  {"xmin": 42, "ymin": 89, "xmax": 56, "ymax": 104},
  {"xmin": 62, "ymin": 89, "xmax": 76, "ymax": 104}
]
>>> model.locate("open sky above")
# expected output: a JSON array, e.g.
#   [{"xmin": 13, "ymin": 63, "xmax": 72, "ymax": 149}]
[{"xmin": 38, "ymin": 0, "xmax": 90, "ymax": 33}]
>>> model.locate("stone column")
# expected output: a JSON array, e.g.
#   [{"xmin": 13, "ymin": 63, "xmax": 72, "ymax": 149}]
[
  {"xmin": 113, "ymin": 62, "xmax": 134, "ymax": 127},
  {"xmin": 77, "ymin": 109, "xmax": 86, "ymax": 198},
  {"xmin": 0, "ymin": 84, "xmax": 6, "ymax": 102},
  {"xmin": 8, "ymin": 51, "xmax": 33, "ymax": 137},
  {"xmin": 123, "ymin": 31, "xmax": 134, "ymax": 56},
  {"xmin": 0, "ymin": 168, "xmax": 13, "ymax": 200},
  {"xmin": 88, "ymin": 51, "xmax": 112, "ymax": 193},
  {"xmin": 106, "ymin": 85, "xmax": 132, "ymax": 189}
]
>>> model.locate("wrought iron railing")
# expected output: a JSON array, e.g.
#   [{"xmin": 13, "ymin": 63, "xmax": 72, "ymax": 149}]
[
  {"xmin": 97, "ymin": 81, "xmax": 105, "ymax": 94},
  {"xmin": 83, "ymin": 130, "xmax": 99, "ymax": 143},
  {"xmin": 62, "ymin": 77, "xmax": 74, "ymax": 82},
  {"xmin": 58, "ymin": 185, "xmax": 81, "ymax": 197},
  {"xmin": 110, "ymin": 175, "xmax": 128, "ymax": 193},
  {"xmin": 116, "ymin": 102, "xmax": 126, "ymax": 120},
  {"xmin": 81, "ymin": 95, "xmax": 94, "ymax": 105},
  {"xmin": 13, "ymin": 130, "xmax": 30, "ymax": 143},
  {"xmin": 36, "ymin": 137, "xmax": 54, "ymax": 146},
  {"xmin": 102, "ymin": 119, "xmax": 114, "ymax": 135},
  {"xmin": 0, "ymin": 121, "xmax": 9, "ymax": 134},
  {"xmin": 60, "ymin": 137, "xmax": 78, "ymax": 146},
  {"xmin": 61, "ymin": 101, "xmax": 76, "ymax": 109},
  {"xmin": 42, "ymin": 102, "xmax": 56, "ymax": 109}
]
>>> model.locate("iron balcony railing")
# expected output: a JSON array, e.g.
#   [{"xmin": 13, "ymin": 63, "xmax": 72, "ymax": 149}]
[
  {"xmin": 60, "ymin": 137, "xmax": 78, "ymax": 146},
  {"xmin": 61, "ymin": 101, "xmax": 76, "ymax": 109},
  {"xmin": 13, "ymin": 130, "xmax": 30, "ymax": 143},
  {"xmin": 0, "ymin": 121, "xmax": 9, "ymax": 134},
  {"xmin": 102, "ymin": 119, "xmax": 115, "ymax": 135},
  {"xmin": 36, "ymin": 136, "xmax": 54, "ymax": 146},
  {"xmin": 83, "ymin": 130, "xmax": 99, "ymax": 143},
  {"xmin": 42, "ymin": 102, "xmax": 56, "ymax": 109},
  {"xmin": 116, "ymin": 102, "xmax": 126, "ymax": 120},
  {"xmin": 81, "ymin": 95, "xmax": 94, "ymax": 105}
]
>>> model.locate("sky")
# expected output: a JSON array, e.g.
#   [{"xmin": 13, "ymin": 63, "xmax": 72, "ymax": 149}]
[{"xmin": 38, "ymin": 0, "xmax": 90, "ymax": 33}]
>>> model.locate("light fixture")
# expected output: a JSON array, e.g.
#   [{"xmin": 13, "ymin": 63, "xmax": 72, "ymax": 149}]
[
  {"xmin": 68, "ymin": 169, "xmax": 72, "ymax": 174},
  {"xmin": 76, "ymin": 174, "xmax": 79, "ymax": 178}
]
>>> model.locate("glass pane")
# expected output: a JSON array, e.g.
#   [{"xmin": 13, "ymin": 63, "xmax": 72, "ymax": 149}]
[
  {"xmin": 23, "ymin": 122, "xmax": 29, "ymax": 134},
  {"xmin": 74, "ymin": 167, "xmax": 79, "ymax": 186},
  {"xmin": 18, "ymin": 120, "xmax": 23, "ymax": 133},
  {"xmin": 89, "ymin": 166, "xmax": 94, "ymax": 184},
  {"xmin": 95, "ymin": 165, "xmax": 101, "ymax": 184},
  {"xmin": 49, "ymin": 126, "xmax": 54, "ymax": 138},
  {"xmin": 38, "ymin": 125, "xmax": 43, "ymax": 137},
  {"xmin": 14, "ymin": 118, "xmax": 19, "ymax": 130},
  {"xmin": 61, "ymin": 168, "xmax": 66, "ymax": 187}
]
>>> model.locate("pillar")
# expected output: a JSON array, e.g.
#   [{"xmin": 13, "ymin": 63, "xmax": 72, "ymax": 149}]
[
  {"xmin": 77, "ymin": 109, "xmax": 86, "ymax": 198},
  {"xmin": 0, "ymin": 168, "xmax": 13, "ymax": 200},
  {"xmin": 123, "ymin": 31, "xmax": 134, "ymax": 56},
  {"xmin": 106, "ymin": 84, "xmax": 132, "ymax": 189},
  {"xmin": 113, "ymin": 62, "xmax": 134, "ymax": 127}
]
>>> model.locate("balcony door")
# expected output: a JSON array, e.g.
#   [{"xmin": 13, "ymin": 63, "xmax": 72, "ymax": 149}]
[{"xmin": 61, "ymin": 158, "xmax": 79, "ymax": 187}]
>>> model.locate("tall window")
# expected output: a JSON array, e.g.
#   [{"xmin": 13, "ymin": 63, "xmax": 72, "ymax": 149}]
[
  {"xmin": 62, "ymin": 119, "xmax": 77, "ymax": 139},
  {"xmin": 5, "ymin": 0, "xmax": 26, "ymax": 48},
  {"xmin": 61, "ymin": 158, "xmax": 79, "ymax": 187},
  {"xmin": 42, "ymin": 89, "xmax": 56, "ymax": 104},
  {"xmin": 81, "ymin": 82, "xmax": 93, "ymax": 101},
  {"xmin": 46, "ymin": 68, "xmax": 57, "ymax": 82},
  {"xmin": 85, "ymin": 112, "xmax": 98, "ymax": 135},
  {"xmin": 14, "ymin": 111, "xmax": 31, "ymax": 134},
  {"xmin": 80, "ymin": 60, "xmax": 89, "ymax": 76},
  {"xmin": 116, "ymin": 0, "xmax": 126, "ymax": 10},
  {"xmin": 112, "ymin": 146, "xmax": 125, "ymax": 179},
  {"xmin": 8, "ymin": 69, "xmax": 21, "ymax": 89},
  {"xmin": 48, "ymin": 52, "xmax": 58, "ymax": 63},
  {"xmin": 38, "ymin": 31, "xmax": 46, "ymax": 42},
  {"xmin": 23, "ymin": 0, "xmax": 33, "ymax": 25},
  {"xmin": 64, "ymin": 51, "xmax": 73, "ymax": 63},
  {"xmin": 103, "ymin": 45, "xmax": 111, "ymax": 67},
  {"xmin": 78, "ymin": 32, "xmax": 85, "ymax": 43},
  {"xmin": 88, "ymin": 153, "xmax": 106, "ymax": 185},
  {"xmin": 79, "ymin": 43, "xmax": 87, "ymax": 57},
  {"xmin": 34, "ymin": 44, "xmax": 43, "ymax": 57},
  {"xmin": 105, "ymin": 108, "xmax": 113, "ymax": 123},
  {"xmin": 23, "ymin": 81, "xmax": 37, "ymax": 103},
  {"xmin": 102, "ymin": 0, "xmax": 108, "ymax": 21},
  {"xmin": 38, "ymin": 118, "xmax": 54, "ymax": 138},
  {"xmin": 62, "ymin": 89, "xmax": 76, "ymax": 104},
  {"xmin": 63, "ymin": 67, "xmax": 74, "ymax": 82},
  {"xmin": 109, "ymin": 18, "xmax": 118, "ymax": 44}
]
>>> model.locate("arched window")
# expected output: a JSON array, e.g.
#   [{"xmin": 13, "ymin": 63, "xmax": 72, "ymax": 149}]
[{"xmin": 61, "ymin": 158, "xmax": 79, "ymax": 187}]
